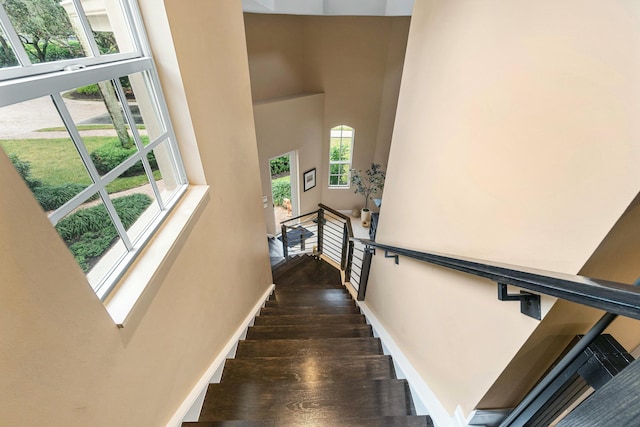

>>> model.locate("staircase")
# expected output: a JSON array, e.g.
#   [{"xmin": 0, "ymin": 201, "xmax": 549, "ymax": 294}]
[{"xmin": 183, "ymin": 255, "xmax": 433, "ymax": 426}]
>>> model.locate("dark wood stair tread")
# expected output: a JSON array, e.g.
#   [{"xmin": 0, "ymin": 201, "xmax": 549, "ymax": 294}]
[
  {"xmin": 264, "ymin": 299, "xmax": 355, "ymax": 308},
  {"xmin": 199, "ymin": 379, "xmax": 416, "ymax": 421},
  {"xmin": 246, "ymin": 324, "xmax": 372, "ymax": 340},
  {"xmin": 273, "ymin": 256, "xmax": 342, "ymax": 286},
  {"xmin": 273, "ymin": 282, "xmax": 345, "ymax": 289},
  {"xmin": 221, "ymin": 355, "xmax": 395, "ymax": 383},
  {"xmin": 184, "ymin": 415, "xmax": 433, "ymax": 426},
  {"xmin": 188, "ymin": 254, "xmax": 433, "ymax": 426},
  {"xmin": 270, "ymin": 288, "xmax": 349, "ymax": 298},
  {"xmin": 253, "ymin": 313, "xmax": 366, "ymax": 325},
  {"xmin": 235, "ymin": 338, "xmax": 382, "ymax": 358},
  {"xmin": 259, "ymin": 305, "xmax": 361, "ymax": 316}
]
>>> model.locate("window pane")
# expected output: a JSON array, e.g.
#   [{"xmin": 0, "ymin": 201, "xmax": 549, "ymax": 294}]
[
  {"xmin": 77, "ymin": 0, "xmax": 135, "ymax": 55},
  {"xmin": 0, "ymin": 26, "xmax": 19, "ymax": 68},
  {"xmin": 330, "ymin": 139, "xmax": 346, "ymax": 161},
  {"xmin": 0, "ymin": 96, "xmax": 94, "ymax": 210},
  {"xmin": 61, "ymin": 79, "xmax": 137, "ymax": 176},
  {"xmin": 106, "ymin": 160, "xmax": 159, "ymax": 245},
  {"xmin": 4, "ymin": 0, "xmax": 87, "ymax": 64},
  {"xmin": 124, "ymin": 71, "xmax": 167, "ymax": 141},
  {"xmin": 151, "ymin": 139, "xmax": 182, "ymax": 206},
  {"xmin": 329, "ymin": 175, "xmax": 339, "ymax": 186},
  {"xmin": 55, "ymin": 194, "xmax": 129, "ymax": 288},
  {"xmin": 338, "ymin": 142, "xmax": 350, "ymax": 161}
]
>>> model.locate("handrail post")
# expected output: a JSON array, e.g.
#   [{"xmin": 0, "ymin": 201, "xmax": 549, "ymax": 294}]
[
  {"xmin": 281, "ymin": 224, "xmax": 288, "ymax": 258},
  {"xmin": 317, "ymin": 209, "xmax": 324, "ymax": 255},
  {"xmin": 341, "ymin": 223, "xmax": 349, "ymax": 270},
  {"xmin": 345, "ymin": 241, "xmax": 354, "ymax": 283},
  {"xmin": 357, "ymin": 246, "xmax": 374, "ymax": 301}
]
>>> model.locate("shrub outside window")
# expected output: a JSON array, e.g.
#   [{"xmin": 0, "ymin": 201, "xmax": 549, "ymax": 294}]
[
  {"xmin": 0, "ymin": 0, "xmax": 188, "ymax": 299},
  {"xmin": 328, "ymin": 125, "xmax": 353, "ymax": 187}
]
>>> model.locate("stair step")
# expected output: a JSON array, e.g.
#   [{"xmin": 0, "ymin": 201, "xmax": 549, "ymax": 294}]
[
  {"xmin": 271, "ymin": 255, "xmax": 307, "ymax": 276},
  {"xmin": 264, "ymin": 299, "xmax": 355, "ymax": 308},
  {"xmin": 245, "ymin": 324, "xmax": 373, "ymax": 340},
  {"xmin": 259, "ymin": 305, "xmax": 361, "ymax": 316},
  {"xmin": 273, "ymin": 282, "xmax": 345, "ymax": 289},
  {"xmin": 221, "ymin": 355, "xmax": 395, "ymax": 383},
  {"xmin": 273, "ymin": 257, "xmax": 342, "ymax": 286},
  {"xmin": 235, "ymin": 338, "xmax": 382, "ymax": 358},
  {"xmin": 183, "ymin": 416, "xmax": 433, "ymax": 426},
  {"xmin": 253, "ymin": 313, "xmax": 366, "ymax": 326},
  {"xmin": 198, "ymin": 379, "xmax": 416, "ymax": 421},
  {"xmin": 269, "ymin": 286, "xmax": 351, "ymax": 301}
]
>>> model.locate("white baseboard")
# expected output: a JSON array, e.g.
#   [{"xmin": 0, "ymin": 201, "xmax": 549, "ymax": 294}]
[
  {"xmin": 166, "ymin": 284, "xmax": 275, "ymax": 427},
  {"xmin": 357, "ymin": 300, "xmax": 460, "ymax": 427}
]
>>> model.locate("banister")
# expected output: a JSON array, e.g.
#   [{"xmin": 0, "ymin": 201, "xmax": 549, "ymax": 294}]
[
  {"xmin": 352, "ymin": 238, "xmax": 640, "ymax": 321},
  {"xmin": 318, "ymin": 204, "xmax": 354, "ymax": 238},
  {"xmin": 280, "ymin": 210, "xmax": 319, "ymax": 224}
]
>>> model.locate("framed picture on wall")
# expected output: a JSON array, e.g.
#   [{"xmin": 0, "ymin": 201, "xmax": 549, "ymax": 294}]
[{"xmin": 303, "ymin": 168, "xmax": 316, "ymax": 192}]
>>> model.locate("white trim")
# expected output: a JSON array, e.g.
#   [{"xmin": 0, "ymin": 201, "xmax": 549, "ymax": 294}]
[
  {"xmin": 104, "ymin": 185, "xmax": 206, "ymax": 325},
  {"xmin": 166, "ymin": 284, "xmax": 275, "ymax": 427},
  {"xmin": 356, "ymin": 298, "xmax": 459, "ymax": 427}
]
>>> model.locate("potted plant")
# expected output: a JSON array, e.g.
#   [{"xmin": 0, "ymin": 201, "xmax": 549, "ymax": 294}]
[{"xmin": 350, "ymin": 163, "xmax": 385, "ymax": 227}]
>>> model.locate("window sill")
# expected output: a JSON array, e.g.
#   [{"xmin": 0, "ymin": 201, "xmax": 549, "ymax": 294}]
[{"xmin": 104, "ymin": 185, "xmax": 210, "ymax": 328}]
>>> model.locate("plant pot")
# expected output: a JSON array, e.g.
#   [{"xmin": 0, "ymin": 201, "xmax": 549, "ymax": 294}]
[{"xmin": 361, "ymin": 208, "xmax": 371, "ymax": 228}]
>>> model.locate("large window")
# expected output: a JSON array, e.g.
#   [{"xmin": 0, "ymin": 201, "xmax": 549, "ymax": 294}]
[
  {"xmin": 0, "ymin": 0, "xmax": 188, "ymax": 299},
  {"xmin": 328, "ymin": 125, "xmax": 354, "ymax": 187}
]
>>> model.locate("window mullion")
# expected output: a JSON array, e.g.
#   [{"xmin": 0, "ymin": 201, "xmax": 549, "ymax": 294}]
[
  {"xmin": 113, "ymin": 78, "xmax": 165, "ymax": 210},
  {"xmin": 99, "ymin": 188, "xmax": 133, "ymax": 250},
  {"xmin": 0, "ymin": 5, "xmax": 32, "ymax": 66},
  {"xmin": 51, "ymin": 93, "xmax": 103, "ymax": 184}
]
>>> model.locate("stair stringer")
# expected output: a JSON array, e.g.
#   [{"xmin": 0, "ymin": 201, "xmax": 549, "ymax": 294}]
[{"xmin": 166, "ymin": 284, "xmax": 275, "ymax": 427}]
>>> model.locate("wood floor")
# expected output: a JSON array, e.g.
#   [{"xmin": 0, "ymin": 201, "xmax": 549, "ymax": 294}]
[{"xmin": 184, "ymin": 255, "xmax": 433, "ymax": 426}]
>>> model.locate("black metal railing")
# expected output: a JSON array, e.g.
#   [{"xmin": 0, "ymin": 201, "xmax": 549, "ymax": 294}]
[
  {"xmin": 279, "ymin": 204, "xmax": 369, "ymax": 294},
  {"xmin": 348, "ymin": 238, "xmax": 640, "ymax": 426}
]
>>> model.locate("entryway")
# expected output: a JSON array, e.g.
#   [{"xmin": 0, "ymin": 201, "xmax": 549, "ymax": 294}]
[{"xmin": 269, "ymin": 151, "xmax": 299, "ymax": 233}]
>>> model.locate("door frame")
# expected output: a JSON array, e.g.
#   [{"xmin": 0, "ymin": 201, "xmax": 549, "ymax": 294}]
[{"xmin": 269, "ymin": 150, "xmax": 299, "ymax": 231}]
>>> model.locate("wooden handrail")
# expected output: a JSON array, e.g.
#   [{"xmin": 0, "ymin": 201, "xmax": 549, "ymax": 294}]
[
  {"xmin": 318, "ymin": 204, "xmax": 354, "ymax": 238},
  {"xmin": 351, "ymin": 238, "xmax": 640, "ymax": 321},
  {"xmin": 280, "ymin": 210, "xmax": 319, "ymax": 224}
]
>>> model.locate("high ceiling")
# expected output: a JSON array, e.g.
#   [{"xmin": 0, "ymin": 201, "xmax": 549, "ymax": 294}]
[{"xmin": 242, "ymin": 0, "xmax": 414, "ymax": 16}]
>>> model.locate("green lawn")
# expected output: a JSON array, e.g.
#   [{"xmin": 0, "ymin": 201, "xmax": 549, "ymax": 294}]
[{"xmin": 0, "ymin": 136, "xmax": 160, "ymax": 192}]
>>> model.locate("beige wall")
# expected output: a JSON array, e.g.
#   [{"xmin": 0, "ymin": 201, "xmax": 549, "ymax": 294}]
[
  {"xmin": 1, "ymin": 1, "xmax": 272, "ymax": 425},
  {"xmin": 367, "ymin": 0, "xmax": 640, "ymax": 416},
  {"xmin": 244, "ymin": 14, "xmax": 410, "ymax": 214},
  {"xmin": 254, "ymin": 94, "xmax": 325, "ymax": 235},
  {"xmin": 479, "ymin": 197, "xmax": 640, "ymax": 409}
]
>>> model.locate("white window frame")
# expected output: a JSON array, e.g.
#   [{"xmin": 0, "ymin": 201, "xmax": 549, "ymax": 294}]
[
  {"xmin": 328, "ymin": 125, "xmax": 354, "ymax": 188},
  {"xmin": 0, "ymin": 0, "xmax": 141, "ymax": 81},
  {"xmin": 0, "ymin": 0, "xmax": 188, "ymax": 300}
]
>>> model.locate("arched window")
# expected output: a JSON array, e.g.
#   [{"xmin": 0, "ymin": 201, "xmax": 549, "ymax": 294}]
[{"xmin": 328, "ymin": 125, "xmax": 354, "ymax": 187}]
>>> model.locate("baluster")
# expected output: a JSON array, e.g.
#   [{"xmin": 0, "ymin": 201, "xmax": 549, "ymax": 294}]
[
  {"xmin": 341, "ymin": 223, "xmax": 349, "ymax": 270},
  {"xmin": 317, "ymin": 209, "xmax": 324, "ymax": 255},
  {"xmin": 357, "ymin": 246, "xmax": 374, "ymax": 301},
  {"xmin": 281, "ymin": 224, "xmax": 288, "ymax": 258},
  {"xmin": 345, "ymin": 241, "xmax": 354, "ymax": 283}
]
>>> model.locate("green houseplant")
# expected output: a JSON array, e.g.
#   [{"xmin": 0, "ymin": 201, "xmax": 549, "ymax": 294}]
[{"xmin": 350, "ymin": 163, "xmax": 385, "ymax": 227}]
